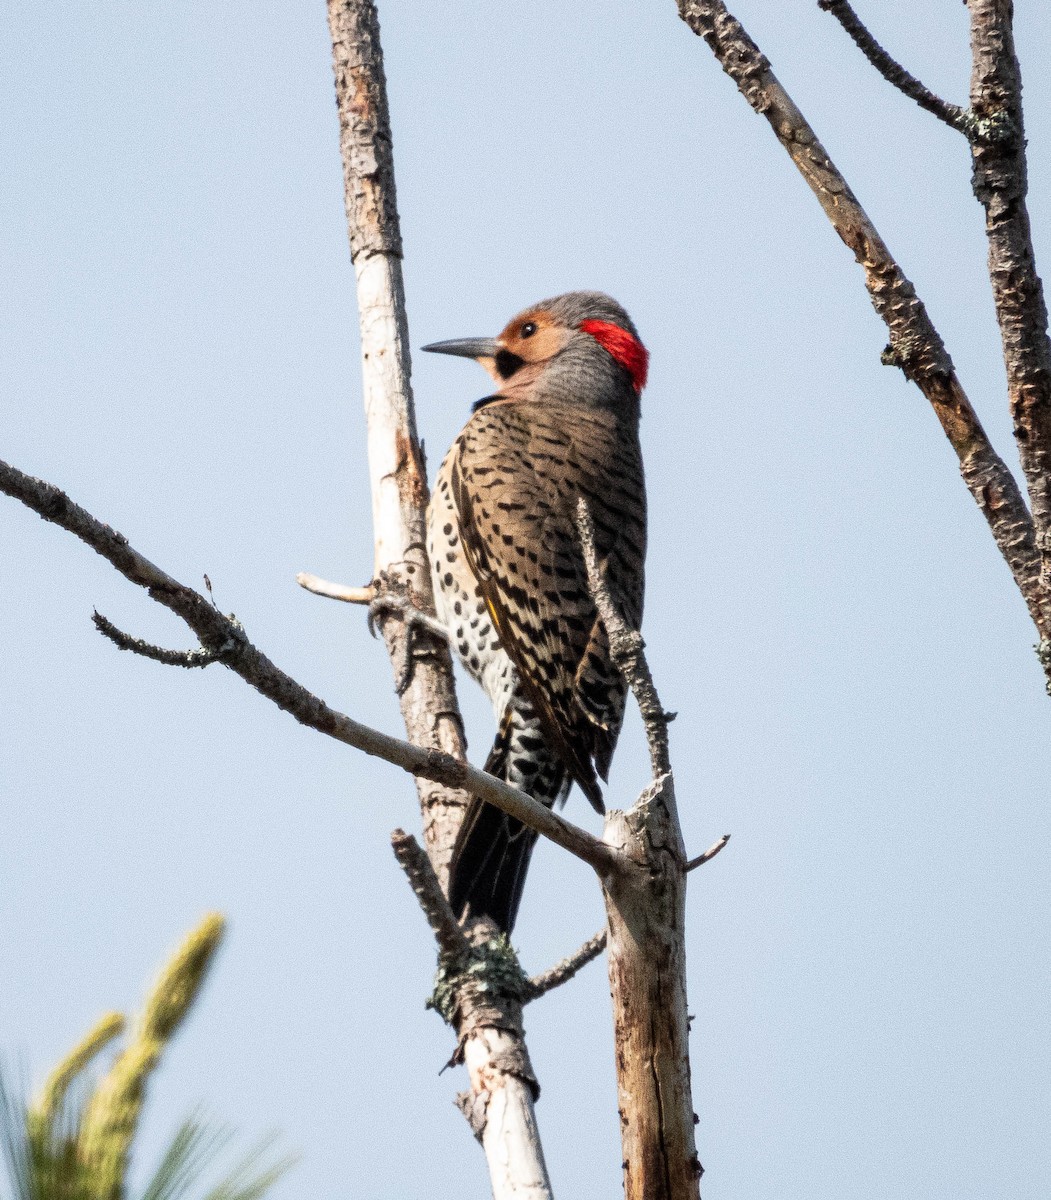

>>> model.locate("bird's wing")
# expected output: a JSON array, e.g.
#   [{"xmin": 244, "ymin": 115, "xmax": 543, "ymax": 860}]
[{"xmin": 451, "ymin": 399, "xmax": 645, "ymax": 808}]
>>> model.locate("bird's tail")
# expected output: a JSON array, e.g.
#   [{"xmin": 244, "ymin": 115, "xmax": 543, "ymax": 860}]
[{"xmin": 448, "ymin": 696, "xmax": 569, "ymax": 933}]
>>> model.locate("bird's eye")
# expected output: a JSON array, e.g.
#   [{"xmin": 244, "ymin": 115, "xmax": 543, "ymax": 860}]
[{"xmin": 520, "ymin": 322, "xmax": 537, "ymax": 338}]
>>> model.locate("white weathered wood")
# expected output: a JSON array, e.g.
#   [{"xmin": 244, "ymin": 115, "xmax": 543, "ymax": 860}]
[
  {"xmin": 578, "ymin": 503, "xmax": 702, "ymax": 1199},
  {"xmin": 352, "ymin": 252, "xmax": 421, "ymax": 576},
  {"xmin": 295, "ymin": 573, "xmax": 375, "ymax": 604},
  {"xmin": 464, "ymin": 1029, "xmax": 554, "ymax": 1200},
  {"xmin": 603, "ymin": 796, "xmax": 700, "ymax": 1200},
  {"xmin": 326, "ymin": 5, "xmax": 558, "ymax": 1194}
]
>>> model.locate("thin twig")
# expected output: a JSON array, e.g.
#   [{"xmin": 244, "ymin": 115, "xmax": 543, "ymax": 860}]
[
  {"xmin": 685, "ymin": 833, "xmax": 731, "ymax": 872},
  {"xmin": 92, "ymin": 611, "xmax": 226, "ymax": 668},
  {"xmin": 296, "ymin": 573, "xmax": 375, "ymax": 604},
  {"xmin": 576, "ymin": 498, "xmax": 673, "ymax": 779},
  {"xmin": 817, "ymin": 0, "xmax": 971, "ymax": 134},
  {"xmin": 391, "ymin": 829, "xmax": 469, "ymax": 961},
  {"xmin": 0, "ymin": 458, "xmax": 619, "ymax": 875},
  {"xmin": 525, "ymin": 929, "xmax": 608, "ymax": 1002}
]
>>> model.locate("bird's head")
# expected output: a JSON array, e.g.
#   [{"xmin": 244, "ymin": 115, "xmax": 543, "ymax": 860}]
[{"xmin": 422, "ymin": 291, "xmax": 648, "ymax": 413}]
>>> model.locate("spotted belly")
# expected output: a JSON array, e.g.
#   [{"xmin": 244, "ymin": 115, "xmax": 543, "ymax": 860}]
[
  {"xmin": 427, "ymin": 454, "xmax": 516, "ymax": 718},
  {"xmin": 429, "ymin": 448, "xmax": 571, "ymax": 930}
]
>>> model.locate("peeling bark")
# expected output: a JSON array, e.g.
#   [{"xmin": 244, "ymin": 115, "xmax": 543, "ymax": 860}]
[
  {"xmin": 603, "ymin": 787, "xmax": 700, "ymax": 1200},
  {"xmin": 967, "ymin": 0, "xmax": 1051, "ymax": 611},
  {"xmin": 577, "ymin": 504, "xmax": 702, "ymax": 1200}
]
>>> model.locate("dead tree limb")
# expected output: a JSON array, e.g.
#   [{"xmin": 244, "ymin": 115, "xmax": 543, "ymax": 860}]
[
  {"xmin": 295, "ymin": 573, "xmax": 375, "ymax": 604},
  {"xmin": 817, "ymin": 0, "xmax": 972, "ymax": 133},
  {"xmin": 390, "ymin": 829, "xmax": 469, "ymax": 961},
  {"xmin": 576, "ymin": 502, "xmax": 702, "ymax": 1200},
  {"xmin": 0, "ymin": 458, "xmax": 617, "ymax": 875},
  {"xmin": 676, "ymin": 0, "xmax": 1051, "ymax": 658},
  {"xmin": 326, "ymin": 0, "xmax": 467, "ymax": 882},
  {"xmin": 966, "ymin": 0, "xmax": 1051, "ymax": 623},
  {"xmin": 577, "ymin": 498, "xmax": 674, "ymax": 780},
  {"xmin": 325, "ymin": 1, "xmax": 560, "ymax": 1193},
  {"xmin": 525, "ymin": 930, "xmax": 608, "ymax": 1002},
  {"xmin": 685, "ymin": 834, "xmax": 731, "ymax": 873},
  {"xmin": 92, "ymin": 611, "xmax": 226, "ymax": 668}
]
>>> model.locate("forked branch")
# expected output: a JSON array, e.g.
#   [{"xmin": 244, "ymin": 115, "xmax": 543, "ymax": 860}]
[
  {"xmin": 676, "ymin": 0, "xmax": 1051, "ymax": 656},
  {"xmin": 817, "ymin": 0, "xmax": 971, "ymax": 134},
  {"xmin": 92, "ymin": 611, "xmax": 229, "ymax": 668},
  {"xmin": 0, "ymin": 458, "xmax": 619, "ymax": 876}
]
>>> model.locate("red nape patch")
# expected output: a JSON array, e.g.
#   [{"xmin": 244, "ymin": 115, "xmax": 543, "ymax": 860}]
[{"xmin": 580, "ymin": 319, "xmax": 649, "ymax": 392}]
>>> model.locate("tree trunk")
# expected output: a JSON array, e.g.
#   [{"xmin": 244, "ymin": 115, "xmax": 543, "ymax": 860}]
[{"xmin": 604, "ymin": 785, "xmax": 701, "ymax": 1200}]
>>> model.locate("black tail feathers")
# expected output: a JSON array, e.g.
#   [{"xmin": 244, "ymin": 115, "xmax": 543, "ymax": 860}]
[
  {"xmin": 448, "ymin": 797, "xmax": 540, "ymax": 934},
  {"xmin": 448, "ymin": 703, "xmax": 569, "ymax": 933}
]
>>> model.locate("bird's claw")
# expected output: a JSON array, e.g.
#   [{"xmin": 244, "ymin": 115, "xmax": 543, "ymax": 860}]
[{"xmin": 367, "ymin": 589, "xmax": 449, "ymax": 695}]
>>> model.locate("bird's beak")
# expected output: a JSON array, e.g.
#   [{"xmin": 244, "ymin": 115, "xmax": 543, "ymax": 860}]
[{"xmin": 420, "ymin": 337, "xmax": 502, "ymax": 360}]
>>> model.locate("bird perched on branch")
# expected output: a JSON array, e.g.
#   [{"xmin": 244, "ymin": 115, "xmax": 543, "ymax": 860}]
[{"xmin": 424, "ymin": 291, "xmax": 648, "ymax": 933}]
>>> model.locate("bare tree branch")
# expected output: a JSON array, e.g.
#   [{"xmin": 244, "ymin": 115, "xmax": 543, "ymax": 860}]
[
  {"xmin": 525, "ymin": 929, "xmax": 608, "ymax": 1001},
  {"xmin": 327, "ymin": 0, "xmax": 471, "ymax": 881},
  {"xmin": 296, "ymin": 573, "xmax": 375, "ymax": 604},
  {"xmin": 817, "ymin": 0, "xmax": 971, "ymax": 133},
  {"xmin": 576, "ymin": 498, "xmax": 674, "ymax": 781},
  {"xmin": 325, "ymin": 4, "xmax": 578, "ymax": 1190},
  {"xmin": 92, "ymin": 611, "xmax": 226, "ymax": 668},
  {"xmin": 603, "ymin": 780, "xmax": 700, "ymax": 1199},
  {"xmin": 967, "ymin": 0, "xmax": 1051, "ymax": 633},
  {"xmin": 391, "ymin": 829, "xmax": 469, "ymax": 961},
  {"xmin": 676, "ymin": 0, "xmax": 1051, "ymax": 653},
  {"xmin": 575, "ymin": 503, "xmax": 700, "ymax": 1196},
  {"xmin": 685, "ymin": 833, "xmax": 731, "ymax": 873},
  {"xmin": 0, "ymin": 459, "xmax": 620, "ymax": 876}
]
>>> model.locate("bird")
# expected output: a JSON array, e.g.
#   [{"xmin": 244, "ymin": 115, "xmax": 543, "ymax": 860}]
[{"xmin": 423, "ymin": 291, "xmax": 648, "ymax": 934}]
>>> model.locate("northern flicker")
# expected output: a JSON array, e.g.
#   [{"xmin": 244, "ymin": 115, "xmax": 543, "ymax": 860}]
[{"xmin": 424, "ymin": 291, "xmax": 648, "ymax": 933}]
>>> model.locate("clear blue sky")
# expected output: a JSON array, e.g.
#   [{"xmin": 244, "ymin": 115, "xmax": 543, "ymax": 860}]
[{"xmin": 2, "ymin": 2, "xmax": 1050, "ymax": 1196}]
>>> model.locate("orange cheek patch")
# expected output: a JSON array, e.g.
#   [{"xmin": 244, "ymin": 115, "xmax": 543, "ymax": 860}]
[
  {"xmin": 521, "ymin": 324, "xmax": 565, "ymax": 361},
  {"xmin": 499, "ymin": 311, "xmax": 566, "ymax": 364},
  {"xmin": 579, "ymin": 319, "xmax": 649, "ymax": 392}
]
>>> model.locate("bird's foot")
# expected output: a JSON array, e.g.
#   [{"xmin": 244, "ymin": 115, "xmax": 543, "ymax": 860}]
[{"xmin": 367, "ymin": 580, "xmax": 449, "ymax": 695}]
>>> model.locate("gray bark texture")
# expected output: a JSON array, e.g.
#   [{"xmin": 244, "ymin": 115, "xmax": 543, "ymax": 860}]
[
  {"xmin": 604, "ymin": 795, "xmax": 700, "ymax": 1200},
  {"xmin": 677, "ymin": 0, "xmax": 1051, "ymax": 661},
  {"xmin": 966, "ymin": 0, "xmax": 1051, "ymax": 619},
  {"xmin": 578, "ymin": 503, "xmax": 702, "ymax": 1200}
]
